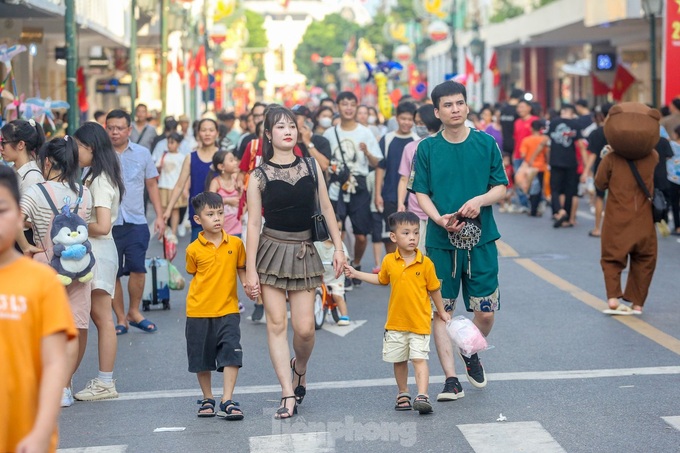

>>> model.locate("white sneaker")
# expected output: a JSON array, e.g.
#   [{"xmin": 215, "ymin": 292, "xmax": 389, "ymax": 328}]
[
  {"xmin": 74, "ymin": 378, "xmax": 119, "ymax": 401},
  {"xmin": 61, "ymin": 387, "xmax": 74, "ymax": 407},
  {"xmin": 177, "ymin": 223, "xmax": 187, "ymax": 238}
]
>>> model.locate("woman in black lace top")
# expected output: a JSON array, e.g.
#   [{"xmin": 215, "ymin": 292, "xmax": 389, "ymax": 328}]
[{"xmin": 245, "ymin": 106, "xmax": 345, "ymax": 419}]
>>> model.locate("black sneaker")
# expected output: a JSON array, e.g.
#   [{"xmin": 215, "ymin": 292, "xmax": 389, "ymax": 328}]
[
  {"xmin": 251, "ymin": 304, "xmax": 264, "ymax": 322},
  {"xmin": 437, "ymin": 377, "xmax": 465, "ymax": 402},
  {"xmin": 351, "ymin": 264, "xmax": 362, "ymax": 287},
  {"xmin": 344, "ymin": 276, "xmax": 353, "ymax": 291},
  {"xmin": 459, "ymin": 352, "xmax": 487, "ymax": 388}
]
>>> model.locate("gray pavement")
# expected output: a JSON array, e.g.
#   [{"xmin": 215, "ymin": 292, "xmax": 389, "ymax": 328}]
[{"xmin": 58, "ymin": 206, "xmax": 680, "ymax": 452}]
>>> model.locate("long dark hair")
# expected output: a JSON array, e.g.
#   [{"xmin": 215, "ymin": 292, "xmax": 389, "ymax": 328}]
[
  {"xmin": 0, "ymin": 119, "xmax": 46, "ymax": 158},
  {"xmin": 203, "ymin": 149, "xmax": 233, "ymax": 189},
  {"xmin": 262, "ymin": 106, "xmax": 297, "ymax": 164},
  {"xmin": 38, "ymin": 136, "xmax": 80, "ymax": 193},
  {"xmin": 74, "ymin": 122, "xmax": 125, "ymax": 201}
]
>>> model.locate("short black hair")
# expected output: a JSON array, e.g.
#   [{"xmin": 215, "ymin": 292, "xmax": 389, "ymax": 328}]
[
  {"xmin": 336, "ymin": 91, "xmax": 358, "ymax": 104},
  {"xmin": 576, "ymin": 99, "xmax": 589, "ymax": 109},
  {"xmin": 600, "ymin": 102, "xmax": 614, "ymax": 117},
  {"xmin": 387, "ymin": 211, "xmax": 420, "ymax": 232},
  {"xmin": 510, "ymin": 88, "xmax": 525, "ymax": 100},
  {"xmin": 168, "ymin": 132, "xmax": 184, "ymax": 143},
  {"xmin": 106, "ymin": 109, "xmax": 131, "ymax": 126},
  {"xmin": 561, "ymin": 103, "xmax": 576, "ymax": 115},
  {"xmin": 531, "ymin": 119, "xmax": 545, "ymax": 132},
  {"xmin": 431, "ymin": 81, "xmax": 467, "ymax": 109},
  {"xmin": 396, "ymin": 101, "xmax": 417, "ymax": 117},
  {"xmin": 94, "ymin": 110, "xmax": 106, "ymax": 120},
  {"xmin": 217, "ymin": 111, "xmax": 236, "ymax": 122},
  {"xmin": 191, "ymin": 191, "xmax": 223, "ymax": 215},
  {"xmin": 0, "ymin": 165, "xmax": 21, "ymax": 206},
  {"xmin": 417, "ymin": 104, "xmax": 441, "ymax": 133}
]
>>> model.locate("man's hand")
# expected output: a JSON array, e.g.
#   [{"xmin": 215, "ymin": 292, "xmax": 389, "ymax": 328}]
[
  {"xmin": 397, "ymin": 202, "xmax": 406, "ymax": 212},
  {"xmin": 154, "ymin": 217, "xmax": 166, "ymax": 239},
  {"xmin": 375, "ymin": 193, "xmax": 384, "ymax": 212},
  {"xmin": 439, "ymin": 213, "xmax": 464, "ymax": 233},
  {"xmin": 457, "ymin": 196, "xmax": 483, "ymax": 219},
  {"xmin": 300, "ymin": 123, "xmax": 313, "ymax": 145},
  {"xmin": 359, "ymin": 142, "xmax": 368, "ymax": 155}
]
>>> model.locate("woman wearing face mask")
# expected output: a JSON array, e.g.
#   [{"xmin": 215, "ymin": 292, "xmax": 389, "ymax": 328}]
[
  {"xmin": 367, "ymin": 106, "xmax": 386, "ymax": 140},
  {"xmin": 313, "ymin": 106, "xmax": 334, "ymax": 135}
]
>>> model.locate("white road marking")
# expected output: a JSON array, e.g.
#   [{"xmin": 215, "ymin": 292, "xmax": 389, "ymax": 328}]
[
  {"xmin": 249, "ymin": 432, "xmax": 335, "ymax": 453},
  {"xmin": 57, "ymin": 446, "xmax": 127, "ymax": 453},
  {"xmin": 153, "ymin": 427, "xmax": 186, "ymax": 432},
  {"xmin": 662, "ymin": 416, "xmax": 680, "ymax": 431},
  {"xmin": 109, "ymin": 366, "xmax": 680, "ymax": 402},
  {"xmin": 458, "ymin": 421, "xmax": 566, "ymax": 453},
  {"xmin": 321, "ymin": 320, "xmax": 367, "ymax": 337}
]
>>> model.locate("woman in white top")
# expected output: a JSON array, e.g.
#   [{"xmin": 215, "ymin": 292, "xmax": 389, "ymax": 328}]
[
  {"xmin": 72, "ymin": 122, "xmax": 125, "ymax": 402},
  {"xmin": 0, "ymin": 118, "xmax": 46, "ymax": 250},
  {"xmin": 20, "ymin": 136, "xmax": 93, "ymax": 407}
]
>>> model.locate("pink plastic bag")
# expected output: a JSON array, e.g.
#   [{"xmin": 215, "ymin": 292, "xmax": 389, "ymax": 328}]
[
  {"xmin": 164, "ymin": 231, "xmax": 178, "ymax": 262},
  {"xmin": 446, "ymin": 316, "xmax": 489, "ymax": 357}
]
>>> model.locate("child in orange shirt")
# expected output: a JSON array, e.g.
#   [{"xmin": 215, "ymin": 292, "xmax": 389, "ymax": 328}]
[
  {"xmin": 344, "ymin": 211, "xmax": 450, "ymax": 415},
  {"xmin": 0, "ymin": 166, "xmax": 76, "ymax": 453},
  {"xmin": 519, "ymin": 119, "xmax": 549, "ymax": 216}
]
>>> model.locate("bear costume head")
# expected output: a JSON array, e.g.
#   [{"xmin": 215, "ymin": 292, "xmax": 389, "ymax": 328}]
[{"xmin": 603, "ymin": 102, "xmax": 661, "ymax": 161}]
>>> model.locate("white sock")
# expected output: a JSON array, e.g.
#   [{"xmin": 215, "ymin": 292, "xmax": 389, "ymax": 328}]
[{"xmin": 98, "ymin": 371, "xmax": 113, "ymax": 384}]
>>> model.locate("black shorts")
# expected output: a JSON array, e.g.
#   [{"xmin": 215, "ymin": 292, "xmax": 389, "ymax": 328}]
[
  {"xmin": 186, "ymin": 314, "xmax": 242, "ymax": 373},
  {"xmin": 333, "ymin": 186, "xmax": 372, "ymax": 235},
  {"xmin": 371, "ymin": 212, "xmax": 389, "ymax": 243},
  {"xmin": 381, "ymin": 201, "xmax": 398, "ymax": 224},
  {"xmin": 113, "ymin": 223, "xmax": 150, "ymax": 277}
]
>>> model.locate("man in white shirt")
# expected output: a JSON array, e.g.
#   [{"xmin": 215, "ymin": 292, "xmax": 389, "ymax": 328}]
[{"xmin": 323, "ymin": 91, "xmax": 382, "ymax": 282}]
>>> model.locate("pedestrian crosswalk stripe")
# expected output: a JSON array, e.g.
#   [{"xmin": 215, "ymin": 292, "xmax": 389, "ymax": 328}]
[
  {"xmin": 458, "ymin": 421, "xmax": 566, "ymax": 453},
  {"xmin": 108, "ymin": 365, "xmax": 680, "ymax": 401},
  {"xmin": 662, "ymin": 416, "xmax": 680, "ymax": 431},
  {"xmin": 249, "ymin": 432, "xmax": 335, "ymax": 452},
  {"xmin": 57, "ymin": 446, "xmax": 127, "ymax": 452}
]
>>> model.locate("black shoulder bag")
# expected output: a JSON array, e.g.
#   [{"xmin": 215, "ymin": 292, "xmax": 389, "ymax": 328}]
[
  {"xmin": 627, "ymin": 160, "xmax": 666, "ymax": 223},
  {"xmin": 330, "ymin": 126, "xmax": 351, "ymax": 185},
  {"xmin": 305, "ymin": 158, "xmax": 330, "ymax": 242}
]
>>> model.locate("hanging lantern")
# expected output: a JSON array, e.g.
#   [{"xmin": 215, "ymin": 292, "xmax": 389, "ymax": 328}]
[
  {"xmin": 210, "ymin": 24, "xmax": 228, "ymax": 46},
  {"xmin": 394, "ymin": 45, "xmax": 412, "ymax": 62},
  {"xmin": 427, "ymin": 21, "xmax": 449, "ymax": 42},
  {"xmin": 221, "ymin": 48, "xmax": 238, "ymax": 66}
]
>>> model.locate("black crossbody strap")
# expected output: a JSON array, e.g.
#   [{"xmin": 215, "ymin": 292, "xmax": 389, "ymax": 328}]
[
  {"xmin": 303, "ymin": 157, "xmax": 322, "ymax": 212},
  {"xmin": 627, "ymin": 160, "xmax": 653, "ymax": 201},
  {"xmin": 333, "ymin": 126, "xmax": 348, "ymax": 166}
]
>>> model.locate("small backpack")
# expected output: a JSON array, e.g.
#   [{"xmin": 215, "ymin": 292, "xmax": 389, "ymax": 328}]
[{"xmin": 36, "ymin": 183, "xmax": 96, "ymax": 286}]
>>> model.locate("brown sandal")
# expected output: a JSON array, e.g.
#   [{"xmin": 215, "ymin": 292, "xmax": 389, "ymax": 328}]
[{"xmin": 394, "ymin": 392, "xmax": 412, "ymax": 411}]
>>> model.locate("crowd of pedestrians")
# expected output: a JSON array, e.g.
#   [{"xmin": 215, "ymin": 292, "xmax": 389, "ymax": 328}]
[{"xmin": 3, "ymin": 78, "xmax": 678, "ymax": 451}]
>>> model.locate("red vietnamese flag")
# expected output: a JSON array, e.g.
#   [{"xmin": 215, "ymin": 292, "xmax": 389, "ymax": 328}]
[
  {"xmin": 195, "ymin": 45, "xmax": 209, "ymax": 91},
  {"xmin": 591, "ymin": 72, "xmax": 610, "ymax": 96},
  {"xmin": 488, "ymin": 51, "xmax": 500, "ymax": 87},
  {"xmin": 611, "ymin": 62, "xmax": 636, "ymax": 101},
  {"xmin": 465, "ymin": 53, "xmax": 477, "ymax": 82},
  {"xmin": 186, "ymin": 51, "xmax": 195, "ymax": 89}
]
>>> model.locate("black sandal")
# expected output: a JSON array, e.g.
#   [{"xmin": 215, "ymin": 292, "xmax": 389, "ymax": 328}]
[
  {"xmin": 394, "ymin": 392, "xmax": 412, "ymax": 411},
  {"xmin": 196, "ymin": 398, "xmax": 216, "ymax": 417},
  {"xmin": 413, "ymin": 394, "xmax": 433, "ymax": 415},
  {"xmin": 290, "ymin": 357, "xmax": 306, "ymax": 404},
  {"xmin": 274, "ymin": 395, "xmax": 298, "ymax": 420},
  {"xmin": 217, "ymin": 399, "xmax": 244, "ymax": 421}
]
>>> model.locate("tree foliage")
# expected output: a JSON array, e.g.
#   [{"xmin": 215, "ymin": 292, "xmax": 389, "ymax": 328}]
[
  {"xmin": 489, "ymin": 0, "xmax": 525, "ymax": 23},
  {"xmin": 244, "ymin": 9, "xmax": 268, "ymax": 49},
  {"xmin": 295, "ymin": 13, "xmax": 360, "ymax": 85}
]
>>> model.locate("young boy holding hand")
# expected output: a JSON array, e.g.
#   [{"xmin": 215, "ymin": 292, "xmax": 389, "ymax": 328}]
[
  {"xmin": 344, "ymin": 211, "xmax": 450, "ymax": 414},
  {"xmin": 185, "ymin": 192, "xmax": 247, "ymax": 420},
  {"xmin": 0, "ymin": 166, "xmax": 76, "ymax": 452}
]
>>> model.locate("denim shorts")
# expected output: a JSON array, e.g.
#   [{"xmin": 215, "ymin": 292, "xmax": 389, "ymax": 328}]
[{"xmin": 112, "ymin": 223, "xmax": 150, "ymax": 277}]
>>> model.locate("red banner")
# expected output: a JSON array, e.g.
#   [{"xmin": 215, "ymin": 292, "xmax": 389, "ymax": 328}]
[{"xmin": 663, "ymin": 1, "xmax": 680, "ymax": 104}]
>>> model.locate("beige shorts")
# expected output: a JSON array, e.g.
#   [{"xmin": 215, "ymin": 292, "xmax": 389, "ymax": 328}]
[
  {"xmin": 382, "ymin": 330, "xmax": 430, "ymax": 363},
  {"xmin": 418, "ymin": 219, "xmax": 427, "ymax": 251}
]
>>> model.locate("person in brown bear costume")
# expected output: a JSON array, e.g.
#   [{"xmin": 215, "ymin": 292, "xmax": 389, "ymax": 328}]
[{"xmin": 596, "ymin": 102, "xmax": 660, "ymax": 315}]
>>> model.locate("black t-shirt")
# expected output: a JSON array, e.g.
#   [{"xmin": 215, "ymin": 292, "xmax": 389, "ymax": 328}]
[
  {"xmin": 548, "ymin": 118, "xmax": 582, "ymax": 169},
  {"xmin": 298, "ymin": 134, "xmax": 332, "ymax": 161},
  {"xmin": 499, "ymin": 103, "xmax": 519, "ymax": 156},
  {"xmin": 655, "ymin": 137, "xmax": 673, "ymax": 191},
  {"xmin": 586, "ymin": 126, "xmax": 608, "ymax": 170}
]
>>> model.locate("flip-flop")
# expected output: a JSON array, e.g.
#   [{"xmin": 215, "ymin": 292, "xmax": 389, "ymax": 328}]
[
  {"xmin": 115, "ymin": 324, "xmax": 128, "ymax": 335},
  {"xmin": 588, "ymin": 231, "xmax": 601, "ymax": 237},
  {"xmin": 129, "ymin": 319, "xmax": 158, "ymax": 333},
  {"xmin": 602, "ymin": 305, "xmax": 634, "ymax": 316}
]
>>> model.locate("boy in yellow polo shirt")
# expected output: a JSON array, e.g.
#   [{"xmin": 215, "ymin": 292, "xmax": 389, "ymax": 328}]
[
  {"xmin": 185, "ymin": 192, "xmax": 247, "ymax": 420},
  {"xmin": 344, "ymin": 211, "xmax": 450, "ymax": 414}
]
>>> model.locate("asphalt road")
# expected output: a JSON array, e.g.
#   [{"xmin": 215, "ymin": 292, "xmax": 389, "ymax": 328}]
[{"xmin": 57, "ymin": 206, "xmax": 680, "ymax": 453}]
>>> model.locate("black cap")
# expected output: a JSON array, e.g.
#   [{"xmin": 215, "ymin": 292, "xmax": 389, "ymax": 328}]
[
  {"xmin": 575, "ymin": 99, "xmax": 589, "ymax": 108},
  {"xmin": 292, "ymin": 104, "xmax": 312, "ymax": 118}
]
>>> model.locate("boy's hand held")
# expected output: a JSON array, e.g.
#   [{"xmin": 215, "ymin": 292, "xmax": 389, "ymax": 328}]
[{"xmin": 438, "ymin": 311, "xmax": 451, "ymax": 323}]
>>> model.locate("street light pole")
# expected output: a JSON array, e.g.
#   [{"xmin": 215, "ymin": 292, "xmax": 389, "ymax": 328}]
[
  {"xmin": 130, "ymin": 0, "xmax": 138, "ymax": 112},
  {"xmin": 649, "ymin": 12, "xmax": 657, "ymax": 107},
  {"xmin": 449, "ymin": 0, "xmax": 458, "ymax": 78},
  {"xmin": 160, "ymin": 0, "xmax": 169, "ymax": 119},
  {"xmin": 65, "ymin": 0, "xmax": 78, "ymax": 134}
]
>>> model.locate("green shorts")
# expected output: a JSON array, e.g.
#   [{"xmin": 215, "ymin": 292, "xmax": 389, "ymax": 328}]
[{"xmin": 427, "ymin": 241, "xmax": 500, "ymax": 313}]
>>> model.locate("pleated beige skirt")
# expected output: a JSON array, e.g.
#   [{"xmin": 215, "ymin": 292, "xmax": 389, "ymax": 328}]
[{"xmin": 256, "ymin": 227, "xmax": 324, "ymax": 291}]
